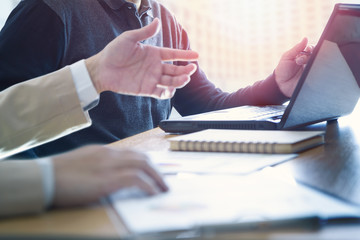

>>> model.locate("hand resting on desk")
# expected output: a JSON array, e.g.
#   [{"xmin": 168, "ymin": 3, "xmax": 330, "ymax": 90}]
[{"xmin": 52, "ymin": 145, "xmax": 168, "ymax": 207}]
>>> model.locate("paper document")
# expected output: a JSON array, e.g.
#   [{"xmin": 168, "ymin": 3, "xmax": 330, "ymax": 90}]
[
  {"xmin": 147, "ymin": 150, "xmax": 297, "ymax": 175},
  {"xmin": 111, "ymin": 172, "xmax": 360, "ymax": 234}
]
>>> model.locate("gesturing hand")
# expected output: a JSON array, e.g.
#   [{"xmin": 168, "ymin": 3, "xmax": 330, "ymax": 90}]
[
  {"xmin": 86, "ymin": 18, "xmax": 199, "ymax": 99},
  {"xmin": 274, "ymin": 38, "xmax": 314, "ymax": 97}
]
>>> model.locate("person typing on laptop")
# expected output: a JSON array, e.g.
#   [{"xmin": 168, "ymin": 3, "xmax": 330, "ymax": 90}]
[
  {"xmin": 0, "ymin": 0, "xmax": 312, "ymax": 158},
  {"xmin": 0, "ymin": 19, "xmax": 198, "ymax": 217}
]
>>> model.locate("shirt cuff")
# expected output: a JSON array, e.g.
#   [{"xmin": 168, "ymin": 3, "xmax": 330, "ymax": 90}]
[
  {"xmin": 70, "ymin": 60, "xmax": 99, "ymax": 111},
  {"xmin": 35, "ymin": 158, "xmax": 54, "ymax": 208}
]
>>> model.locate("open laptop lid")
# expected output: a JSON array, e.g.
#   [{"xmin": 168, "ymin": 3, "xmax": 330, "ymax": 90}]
[
  {"xmin": 160, "ymin": 4, "xmax": 360, "ymax": 133},
  {"xmin": 281, "ymin": 3, "xmax": 360, "ymax": 129}
]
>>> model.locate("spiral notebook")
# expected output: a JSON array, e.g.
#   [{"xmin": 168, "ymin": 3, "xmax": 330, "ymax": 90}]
[{"xmin": 169, "ymin": 129, "xmax": 325, "ymax": 154}]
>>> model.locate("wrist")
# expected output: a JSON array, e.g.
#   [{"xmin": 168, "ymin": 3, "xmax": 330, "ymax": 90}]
[{"xmin": 85, "ymin": 55, "xmax": 102, "ymax": 93}]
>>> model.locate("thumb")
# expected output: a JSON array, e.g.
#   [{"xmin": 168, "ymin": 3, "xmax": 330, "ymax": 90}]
[
  {"xmin": 126, "ymin": 18, "xmax": 161, "ymax": 42},
  {"xmin": 284, "ymin": 37, "xmax": 308, "ymax": 59}
]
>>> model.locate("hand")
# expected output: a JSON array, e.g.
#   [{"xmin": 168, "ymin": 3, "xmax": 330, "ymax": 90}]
[
  {"xmin": 52, "ymin": 145, "xmax": 168, "ymax": 207},
  {"xmin": 274, "ymin": 38, "xmax": 314, "ymax": 97},
  {"xmin": 86, "ymin": 18, "xmax": 199, "ymax": 99}
]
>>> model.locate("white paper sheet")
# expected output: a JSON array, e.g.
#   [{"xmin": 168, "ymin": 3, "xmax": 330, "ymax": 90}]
[
  {"xmin": 147, "ymin": 150, "xmax": 297, "ymax": 175},
  {"xmin": 110, "ymin": 172, "xmax": 360, "ymax": 234}
]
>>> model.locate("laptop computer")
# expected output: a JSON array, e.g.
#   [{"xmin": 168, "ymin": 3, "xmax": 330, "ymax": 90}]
[{"xmin": 160, "ymin": 3, "xmax": 360, "ymax": 133}]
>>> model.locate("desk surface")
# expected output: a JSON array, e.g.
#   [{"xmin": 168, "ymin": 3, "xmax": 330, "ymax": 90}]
[{"xmin": 1, "ymin": 109, "xmax": 360, "ymax": 239}]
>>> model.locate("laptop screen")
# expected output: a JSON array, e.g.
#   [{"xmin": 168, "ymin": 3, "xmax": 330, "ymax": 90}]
[{"xmin": 282, "ymin": 4, "xmax": 360, "ymax": 129}]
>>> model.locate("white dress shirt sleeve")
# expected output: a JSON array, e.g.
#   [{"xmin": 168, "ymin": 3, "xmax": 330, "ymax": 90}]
[
  {"xmin": 70, "ymin": 59, "xmax": 100, "ymax": 111},
  {"xmin": 35, "ymin": 158, "xmax": 54, "ymax": 208}
]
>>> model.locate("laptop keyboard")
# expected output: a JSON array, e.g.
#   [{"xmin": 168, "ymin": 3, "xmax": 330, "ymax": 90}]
[
  {"xmin": 236, "ymin": 105, "xmax": 286, "ymax": 120},
  {"xmin": 192, "ymin": 105, "xmax": 286, "ymax": 121}
]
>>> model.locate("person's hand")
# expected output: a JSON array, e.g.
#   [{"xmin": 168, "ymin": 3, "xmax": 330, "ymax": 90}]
[
  {"xmin": 86, "ymin": 18, "xmax": 199, "ymax": 99},
  {"xmin": 52, "ymin": 145, "xmax": 168, "ymax": 207},
  {"xmin": 274, "ymin": 38, "xmax": 314, "ymax": 97}
]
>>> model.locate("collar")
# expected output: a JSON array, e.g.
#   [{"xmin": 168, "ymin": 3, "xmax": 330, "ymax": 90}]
[
  {"xmin": 103, "ymin": 0, "xmax": 154, "ymax": 18},
  {"xmin": 103, "ymin": 0, "xmax": 126, "ymax": 10}
]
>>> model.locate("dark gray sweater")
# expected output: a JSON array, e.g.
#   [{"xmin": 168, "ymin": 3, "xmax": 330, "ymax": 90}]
[{"xmin": 0, "ymin": 0, "xmax": 287, "ymax": 158}]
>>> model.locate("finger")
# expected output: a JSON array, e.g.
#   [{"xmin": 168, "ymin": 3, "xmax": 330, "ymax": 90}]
[
  {"xmin": 125, "ymin": 18, "xmax": 161, "ymax": 42},
  {"xmin": 162, "ymin": 63, "xmax": 197, "ymax": 76},
  {"xmin": 305, "ymin": 44, "xmax": 315, "ymax": 53},
  {"xmin": 151, "ymin": 85, "xmax": 165, "ymax": 98},
  {"xmin": 127, "ymin": 157, "xmax": 169, "ymax": 192},
  {"xmin": 295, "ymin": 44, "xmax": 315, "ymax": 65},
  {"xmin": 149, "ymin": 86, "xmax": 173, "ymax": 99},
  {"xmin": 157, "ymin": 74, "xmax": 191, "ymax": 89},
  {"xmin": 137, "ymin": 159, "xmax": 169, "ymax": 192},
  {"xmin": 160, "ymin": 48, "xmax": 199, "ymax": 61},
  {"xmin": 132, "ymin": 172, "xmax": 161, "ymax": 196},
  {"xmin": 159, "ymin": 88, "xmax": 176, "ymax": 100},
  {"xmin": 111, "ymin": 151, "xmax": 169, "ymax": 192},
  {"xmin": 295, "ymin": 55, "xmax": 308, "ymax": 65},
  {"xmin": 283, "ymin": 37, "xmax": 308, "ymax": 59},
  {"xmin": 108, "ymin": 170, "xmax": 160, "ymax": 196},
  {"xmin": 102, "ymin": 149, "xmax": 169, "ymax": 192}
]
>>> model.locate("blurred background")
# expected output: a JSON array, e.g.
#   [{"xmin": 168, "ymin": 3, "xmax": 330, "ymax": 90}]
[
  {"xmin": 1, "ymin": 0, "xmax": 359, "ymax": 92},
  {"xmin": 156, "ymin": 0, "xmax": 360, "ymax": 91}
]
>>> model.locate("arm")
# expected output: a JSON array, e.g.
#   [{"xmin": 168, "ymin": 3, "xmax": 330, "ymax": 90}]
[
  {"xmin": 0, "ymin": 18, "xmax": 198, "ymax": 160},
  {"xmin": 0, "ymin": 145, "xmax": 168, "ymax": 218},
  {"xmin": 0, "ymin": 160, "xmax": 44, "ymax": 217},
  {"xmin": 0, "ymin": 67, "xmax": 91, "ymax": 160},
  {"xmin": 174, "ymin": 64, "xmax": 288, "ymax": 116},
  {"xmin": 0, "ymin": 18, "xmax": 199, "ymax": 216},
  {"xmin": 167, "ymin": 22, "xmax": 287, "ymax": 116},
  {"xmin": 167, "ymin": 18, "xmax": 311, "ymax": 116}
]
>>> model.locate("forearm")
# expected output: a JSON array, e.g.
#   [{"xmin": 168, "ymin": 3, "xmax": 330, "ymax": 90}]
[
  {"xmin": 0, "ymin": 67, "xmax": 92, "ymax": 159},
  {"xmin": 174, "ymin": 64, "xmax": 288, "ymax": 116},
  {"xmin": 234, "ymin": 72, "xmax": 289, "ymax": 106}
]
